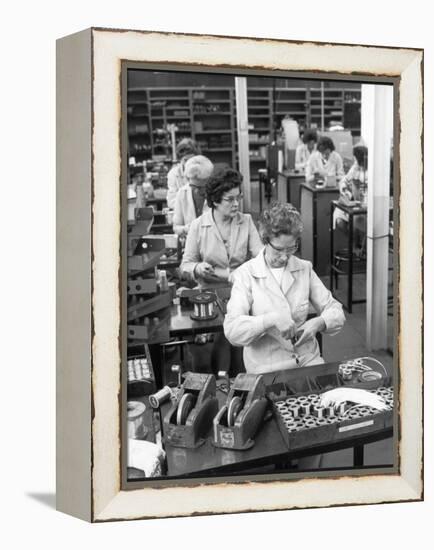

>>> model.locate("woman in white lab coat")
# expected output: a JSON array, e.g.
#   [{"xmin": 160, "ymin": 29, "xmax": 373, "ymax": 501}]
[
  {"xmin": 180, "ymin": 165, "xmax": 262, "ymax": 289},
  {"xmin": 224, "ymin": 202, "xmax": 345, "ymax": 374},
  {"xmin": 295, "ymin": 128, "xmax": 318, "ymax": 172},
  {"xmin": 172, "ymin": 155, "xmax": 213, "ymax": 236},
  {"xmin": 166, "ymin": 138, "xmax": 200, "ymax": 210},
  {"xmin": 305, "ymin": 136, "xmax": 344, "ymax": 184}
]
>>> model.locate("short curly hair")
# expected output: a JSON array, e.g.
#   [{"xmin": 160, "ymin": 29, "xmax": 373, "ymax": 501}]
[
  {"xmin": 317, "ymin": 136, "xmax": 335, "ymax": 153},
  {"xmin": 184, "ymin": 155, "xmax": 214, "ymax": 181},
  {"xmin": 206, "ymin": 165, "xmax": 243, "ymax": 208},
  {"xmin": 259, "ymin": 202, "xmax": 303, "ymax": 243},
  {"xmin": 176, "ymin": 138, "xmax": 200, "ymax": 159},
  {"xmin": 302, "ymin": 129, "xmax": 318, "ymax": 144}
]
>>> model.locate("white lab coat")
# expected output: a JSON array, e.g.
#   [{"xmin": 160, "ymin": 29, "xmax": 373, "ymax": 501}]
[
  {"xmin": 180, "ymin": 210, "xmax": 262, "ymax": 288},
  {"xmin": 172, "ymin": 185, "xmax": 209, "ymax": 236},
  {"xmin": 224, "ymin": 250, "xmax": 345, "ymax": 374},
  {"xmin": 166, "ymin": 161, "xmax": 188, "ymax": 210},
  {"xmin": 305, "ymin": 150, "xmax": 344, "ymax": 183},
  {"xmin": 295, "ymin": 143, "xmax": 316, "ymax": 171}
]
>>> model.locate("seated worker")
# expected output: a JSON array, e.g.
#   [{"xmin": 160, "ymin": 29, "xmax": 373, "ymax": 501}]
[
  {"xmin": 180, "ymin": 164, "xmax": 262, "ymax": 289},
  {"xmin": 172, "ymin": 155, "xmax": 213, "ymax": 236},
  {"xmin": 180, "ymin": 165, "xmax": 262, "ymax": 376},
  {"xmin": 166, "ymin": 138, "xmax": 200, "ymax": 210},
  {"xmin": 334, "ymin": 144, "xmax": 369, "ymax": 254},
  {"xmin": 295, "ymin": 129, "xmax": 318, "ymax": 172},
  {"xmin": 224, "ymin": 202, "xmax": 345, "ymax": 374},
  {"xmin": 305, "ymin": 136, "xmax": 344, "ymax": 184}
]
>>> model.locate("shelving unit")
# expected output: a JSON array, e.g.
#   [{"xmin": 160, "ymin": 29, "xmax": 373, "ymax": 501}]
[{"xmin": 127, "ymin": 84, "xmax": 362, "ymax": 180}]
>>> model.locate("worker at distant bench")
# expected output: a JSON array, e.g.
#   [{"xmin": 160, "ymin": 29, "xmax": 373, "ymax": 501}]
[
  {"xmin": 172, "ymin": 155, "xmax": 213, "ymax": 236},
  {"xmin": 166, "ymin": 138, "xmax": 200, "ymax": 210},
  {"xmin": 305, "ymin": 136, "xmax": 344, "ymax": 184},
  {"xmin": 295, "ymin": 128, "xmax": 318, "ymax": 172},
  {"xmin": 224, "ymin": 202, "xmax": 345, "ymax": 374}
]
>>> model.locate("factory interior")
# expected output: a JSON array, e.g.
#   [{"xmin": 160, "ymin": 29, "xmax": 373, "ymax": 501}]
[{"xmin": 125, "ymin": 67, "xmax": 396, "ymax": 480}]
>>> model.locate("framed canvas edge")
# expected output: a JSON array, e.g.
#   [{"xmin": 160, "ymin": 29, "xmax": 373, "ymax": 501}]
[{"xmin": 87, "ymin": 29, "xmax": 423, "ymax": 522}]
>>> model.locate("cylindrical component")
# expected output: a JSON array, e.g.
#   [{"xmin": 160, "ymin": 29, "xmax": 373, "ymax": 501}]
[
  {"xmin": 337, "ymin": 403, "xmax": 346, "ymax": 416},
  {"xmin": 313, "ymin": 405, "xmax": 324, "ymax": 419},
  {"xmin": 127, "ymin": 401, "xmax": 147, "ymax": 438},
  {"xmin": 149, "ymin": 386, "xmax": 173, "ymax": 409},
  {"xmin": 341, "ymin": 367, "xmax": 353, "ymax": 380},
  {"xmin": 159, "ymin": 270, "xmax": 169, "ymax": 292},
  {"xmin": 302, "ymin": 404, "xmax": 311, "ymax": 416},
  {"xmin": 289, "ymin": 405, "xmax": 300, "ymax": 418},
  {"xmin": 297, "ymin": 395, "xmax": 308, "ymax": 404},
  {"xmin": 327, "ymin": 406, "xmax": 335, "ymax": 418}
]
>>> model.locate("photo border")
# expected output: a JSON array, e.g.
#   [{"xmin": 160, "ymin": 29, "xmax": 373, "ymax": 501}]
[{"xmin": 56, "ymin": 27, "xmax": 423, "ymax": 522}]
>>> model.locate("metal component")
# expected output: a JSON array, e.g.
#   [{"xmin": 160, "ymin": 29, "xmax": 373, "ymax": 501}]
[
  {"xmin": 313, "ymin": 405, "xmax": 324, "ymax": 419},
  {"xmin": 127, "ymin": 401, "xmax": 147, "ymax": 439},
  {"xmin": 171, "ymin": 364, "xmax": 182, "ymax": 387},
  {"xmin": 190, "ymin": 292, "xmax": 218, "ymax": 321},
  {"xmin": 327, "ymin": 406, "xmax": 335, "ymax": 418},
  {"xmin": 289, "ymin": 405, "xmax": 300, "ymax": 418},
  {"xmin": 149, "ymin": 386, "xmax": 173, "ymax": 409},
  {"xmin": 176, "ymin": 393, "xmax": 196, "ymax": 426},
  {"xmin": 302, "ymin": 404, "xmax": 311, "ymax": 416},
  {"xmin": 227, "ymin": 396, "xmax": 244, "ymax": 427}
]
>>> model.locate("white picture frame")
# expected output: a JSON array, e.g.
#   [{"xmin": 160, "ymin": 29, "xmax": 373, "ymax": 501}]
[{"xmin": 56, "ymin": 27, "xmax": 423, "ymax": 522}]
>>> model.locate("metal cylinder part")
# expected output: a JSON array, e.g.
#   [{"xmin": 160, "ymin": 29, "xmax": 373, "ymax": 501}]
[
  {"xmin": 149, "ymin": 385, "xmax": 173, "ymax": 409},
  {"xmin": 127, "ymin": 401, "xmax": 147, "ymax": 439},
  {"xmin": 289, "ymin": 405, "xmax": 300, "ymax": 418},
  {"xmin": 327, "ymin": 406, "xmax": 335, "ymax": 418},
  {"xmin": 302, "ymin": 404, "xmax": 311, "ymax": 416},
  {"xmin": 338, "ymin": 403, "xmax": 347, "ymax": 416},
  {"xmin": 313, "ymin": 406, "xmax": 324, "ymax": 419}
]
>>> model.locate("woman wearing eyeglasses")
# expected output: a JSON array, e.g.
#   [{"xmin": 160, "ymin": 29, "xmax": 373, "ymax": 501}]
[
  {"xmin": 224, "ymin": 202, "xmax": 345, "ymax": 373},
  {"xmin": 172, "ymin": 155, "xmax": 214, "ymax": 236},
  {"xmin": 180, "ymin": 165, "xmax": 262, "ymax": 289}
]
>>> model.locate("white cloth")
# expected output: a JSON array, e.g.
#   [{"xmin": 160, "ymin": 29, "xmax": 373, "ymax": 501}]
[
  {"xmin": 224, "ymin": 251, "xmax": 345, "ymax": 374},
  {"xmin": 181, "ymin": 210, "xmax": 262, "ymax": 289},
  {"xmin": 128, "ymin": 439, "xmax": 165, "ymax": 477},
  {"xmin": 172, "ymin": 185, "xmax": 209, "ymax": 236},
  {"xmin": 305, "ymin": 150, "xmax": 344, "ymax": 183},
  {"xmin": 166, "ymin": 161, "xmax": 188, "ymax": 210}
]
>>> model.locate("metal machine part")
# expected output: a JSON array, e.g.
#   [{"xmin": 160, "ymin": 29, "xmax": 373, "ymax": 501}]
[
  {"xmin": 176, "ymin": 393, "xmax": 196, "ymax": 426},
  {"xmin": 227, "ymin": 396, "xmax": 244, "ymax": 427}
]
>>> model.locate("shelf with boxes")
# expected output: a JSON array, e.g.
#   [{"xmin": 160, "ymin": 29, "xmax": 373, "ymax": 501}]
[{"xmin": 127, "ymin": 84, "xmax": 362, "ymax": 179}]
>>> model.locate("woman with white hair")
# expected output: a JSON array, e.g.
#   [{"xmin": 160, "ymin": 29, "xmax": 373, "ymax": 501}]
[{"xmin": 172, "ymin": 155, "xmax": 214, "ymax": 236}]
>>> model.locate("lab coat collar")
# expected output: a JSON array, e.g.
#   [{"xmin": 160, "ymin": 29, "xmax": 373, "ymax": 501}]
[{"xmin": 251, "ymin": 249, "xmax": 304, "ymax": 297}]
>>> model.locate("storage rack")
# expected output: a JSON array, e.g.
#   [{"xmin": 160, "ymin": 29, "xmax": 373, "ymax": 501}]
[{"xmin": 127, "ymin": 84, "xmax": 362, "ymax": 179}]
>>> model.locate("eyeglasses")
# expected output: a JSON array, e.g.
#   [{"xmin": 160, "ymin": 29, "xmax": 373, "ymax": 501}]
[
  {"xmin": 221, "ymin": 194, "xmax": 243, "ymax": 204},
  {"xmin": 267, "ymin": 240, "xmax": 299, "ymax": 255}
]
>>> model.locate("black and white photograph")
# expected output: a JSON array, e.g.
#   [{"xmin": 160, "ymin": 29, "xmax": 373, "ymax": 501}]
[{"xmin": 124, "ymin": 66, "xmax": 397, "ymax": 482}]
